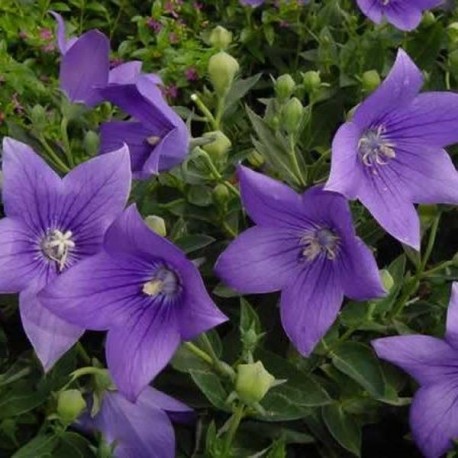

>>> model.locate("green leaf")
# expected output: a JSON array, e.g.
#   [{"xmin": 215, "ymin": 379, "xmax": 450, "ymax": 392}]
[
  {"xmin": 331, "ymin": 342, "xmax": 385, "ymax": 398},
  {"xmin": 54, "ymin": 432, "xmax": 95, "ymax": 458},
  {"xmin": 189, "ymin": 369, "xmax": 229, "ymax": 411},
  {"xmin": 12, "ymin": 434, "xmax": 58, "ymax": 458},
  {"xmin": 0, "ymin": 380, "xmax": 49, "ymax": 419},
  {"xmin": 322, "ymin": 403, "xmax": 361, "ymax": 457},
  {"xmin": 240, "ymin": 298, "xmax": 262, "ymax": 336},
  {"xmin": 225, "ymin": 73, "xmax": 262, "ymax": 113},
  {"xmin": 174, "ymin": 234, "xmax": 215, "ymax": 254}
]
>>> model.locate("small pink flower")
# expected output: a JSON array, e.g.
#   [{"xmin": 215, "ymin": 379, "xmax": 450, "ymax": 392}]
[
  {"xmin": 146, "ymin": 18, "xmax": 162, "ymax": 32},
  {"xmin": 164, "ymin": 84, "xmax": 179, "ymax": 100},
  {"xmin": 39, "ymin": 28, "xmax": 53, "ymax": 41},
  {"xmin": 41, "ymin": 43, "xmax": 56, "ymax": 53},
  {"xmin": 169, "ymin": 32, "xmax": 179, "ymax": 44},
  {"xmin": 18, "ymin": 30, "xmax": 28, "ymax": 39},
  {"xmin": 185, "ymin": 67, "xmax": 199, "ymax": 82}
]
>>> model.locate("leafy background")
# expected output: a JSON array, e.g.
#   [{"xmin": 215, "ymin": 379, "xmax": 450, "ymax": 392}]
[{"xmin": 0, "ymin": 0, "xmax": 458, "ymax": 456}]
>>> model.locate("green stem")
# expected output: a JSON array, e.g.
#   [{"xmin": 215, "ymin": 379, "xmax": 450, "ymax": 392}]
[
  {"xmin": 288, "ymin": 135, "xmax": 306, "ymax": 187},
  {"xmin": 420, "ymin": 213, "xmax": 441, "ymax": 273},
  {"xmin": 422, "ymin": 260, "xmax": 454, "ymax": 278},
  {"xmin": 60, "ymin": 118, "xmax": 74, "ymax": 167},
  {"xmin": 184, "ymin": 342, "xmax": 213, "ymax": 365},
  {"xmin": 191, "ymin": 94, "xmax": 218, "ymax": 130},
  {"xmin": 214, "ymin": 95, "xmax": 226, "ymax": 129},
  {"xmin": 76, "ymin": 342, "xmax": 91, "ymax": 365},
  {"xmin": 39, "ymin": 137, "xmax": 70, "ymax": 173},
  {"xmin": 222, "ymin": 404, "xmax": 245, "ymax": 457}
]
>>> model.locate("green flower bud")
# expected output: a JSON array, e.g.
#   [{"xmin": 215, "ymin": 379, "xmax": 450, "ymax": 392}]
[
  {"xmin": 275, "ymin": 74, "xmax": 295, "ymax": 101},
  {"xmin": 282, "ymin": 97, "xmax": 304, "ymax": 135},
  {"xmin": 361, "ymin": 70, "xmax": 381, "ymax": 93},
  {"xmin": 209, "ymin": 26, "xmax": 233, "ymax": 50},
  {"xmin": 213, "ymin": 183, "xmax": 230, "ymax": 206},
  {"xmin": 421, "ymin": 11, "xmax": 435, "ymax": 28},
  {"xmin": 380, "ymin": 269, "xmax": 394, "ymax": 292},
  {"xmin": 448, "ymin": 23, "xmax": 458, "ymax": 46},
  {"xmin": 145, "ymin": 215, "xmax": 167, "ymax": 237},
  {"xmin": 202, "ymin": 130, "xmax": 232, "ymax": 161},
  {"xmin": 57, "ymin": 389, "xmax": 86, "ymax": 424},
  {"xmin": 208, "ymin": 51, "xmax": 240, "ymax": 98},
  {"xmin": 84, "ymin": 130, "xmax": 100, "ymax": 156},
  {"xmin": 302, "ymin": 70, "xmax": 321, "ymax": 94},
  {"xmin": 235, "ymin": 361, "xmax": 275, "ymax": 405},
  {"xmin": 247, "ymin": 149, "xmax": 264, "ymax": 168}
]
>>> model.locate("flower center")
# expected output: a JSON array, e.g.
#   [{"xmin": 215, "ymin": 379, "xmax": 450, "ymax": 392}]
[
  {"xmin": 41, "ymin": 229, "xmax": 75, "ymax": 271},
  {"xmin": 300, "ymin": 228, "xmax": 340, "ymax": 261},
  {"xmin": 142, "ymin": 267, "xmax": 179, "ymax": 297},
  {"xmin": 358, "ymin": 125, "xmax": 396, "ymax": 167},
  {"xmin": 146, "ymin": 135, "xmax": 161, "ymax": 146},
  {"xmin": 380, "ymin": 0, "xmax": 389, "ymax": 5}
]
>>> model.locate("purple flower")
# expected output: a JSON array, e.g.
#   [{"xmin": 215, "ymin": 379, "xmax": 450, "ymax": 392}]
[
  {"xmin": 0, "ymin": 138, "xmax": 131, "ymax": 370},
  {"xmin": 51, "ymin": 12, "xmax": 142, "ymax": 106},
  {"xmin": 372, "ymin": 283, "xmax": 458, "ymax": 458},
  {"xmin": 80, "ymin": 386, "xmax": 193, "ymax": 458},
  {"xmin": 99, "ymin": 74, "xmax": 189, "ymax": 179},
  {"xmin": 325, "ymin": 49, "xmax": 458, "ymax": 250},
  {"xmin": 240, "ymin": 0, "xmax": 265, "ymax": 6},
  {"xmin": 215, "ymin": 166, "xmax": 385, "ymax": 356},
  {"xmin": 40, "ymin": 205, "xmax": 227, "ymax": 401},
  {"xmin": 356, "ymin": 0, "xmax": 443, "ymax": 31}
]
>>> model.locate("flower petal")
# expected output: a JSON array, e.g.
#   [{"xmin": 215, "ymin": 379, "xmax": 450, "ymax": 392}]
[
  {"xmin": 106, "ymin": 305, "xmax": 180, "ymax": 401},
  {"xmin": 60, "ymin": 30, "xmax": 110, "ymax": 106},
  {"xmin": 446, "ymin": 283, "xmax": 458, "ymax": 349},
  {"xmin": 61, "ymin": 145, "xmax": 131, "ymax": 256},
  {"xmin": 215, "ymin": 226, "xmax": 300, "ymax": 294},
  {"xmin": 353, "ymin": 49, "xmax": 423, "ymax": 129},
  {"xmin": 355, "ymin": 0, "xmax": 383, "ymax": 23},
  {"xmin": 141, "ymin": 387, "xmax": 194, "ymax": 423},
  {"xmin": 410, "ymin": 381, "xmax": 458, "ymax": 458},
  {"xmin": 325, "ymin": 122, "xmax": 364, "ymax": 199},
  {"xmin": 280, "ymin": 258, "xmax": 344, "ymax": 356},
  {"xmin": 50, "ymin": 11, "xmax": 70, "ymax": 54},
  {"xmin": 2, "ymin": 138, "xmax": 63, "ymax": 233},
  {"xmin": 108, "ymin": 61, "xmax": 142, "ymax": 85},
  {"xmin": 0, "ymin": 218, "xmax": 39, "ymax": 292},
  {"xmin": 357, "ymin": 166, "xmax": 420, "ymax": 249},
  {"xmin": 385, "ymin": 2, "xmax": 422, "ymax": 31},
  {"xmin": 237, "ymin": 165, "xmax": 304, "ymax": 228},
  {"xmin": 20, "ymin": 284, "xmax": 84, "ymax": 371},
  {"xmin": 372, "ymin": 335, "xmax": 458, "ymax": 385}
]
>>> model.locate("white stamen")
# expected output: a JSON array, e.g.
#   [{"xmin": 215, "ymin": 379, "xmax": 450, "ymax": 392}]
[
  {"xmin": 42, "ymin": 229, "xmax": 75, "ymax": 271},
  {"xmin": 358, "ymin": 125, "xmax": 396, "ymax": 167},
  {"xmin": 301, "ymin": 228, "xmax": 339, "ymax": 261}
]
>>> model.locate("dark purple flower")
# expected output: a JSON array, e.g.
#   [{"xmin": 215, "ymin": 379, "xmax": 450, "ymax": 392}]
[
  {"xmin": 40, "ymin": 205, "xmax": 227, "ymax": 401},
  {"xmin": 184, "ymin": 67, "xmax": 199, "ymax": 82},
  {"xmin": 51, "ymin": 12, "xmax": 142, "ymax": 106},
  {"xmin": 99, "ymin": 74, "xmax": 189, "ymax": 179},
  {"xmin": 356, "ymin": 0, "xmax": 443, "ymax": 31},
  {"xmin": 325, "ymin": 49, "xmax": 458, "ymax": 250},
  {"xmin": 80, "ymin": 386, "xmax": 193, "ymax": 458},
  {"xmin": 0, "ymin": 138, "xmax": 131, "ymax": 370},
  {"xmin": 372, "ymin": 283, "xmax": 458, "ymax": 458},
  {"xmin": 146, "ymin": 18, "xmax": 163, "ymax": 33},
  {"xmin": 215, "ymin": 166, "xmax": 385, "ymax": 356}
]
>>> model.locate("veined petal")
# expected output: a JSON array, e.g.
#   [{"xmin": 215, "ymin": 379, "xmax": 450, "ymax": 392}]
[
  {"xmin": 60, "ymin": 30, "xmax": 110, "ymax": 106},
  {"xmin": 353, "ymin": 49, "xmax": 423, "ymax": 129},
  {"xmin": 357, "ymin": 166, "xmax": 420, "ymax": 249},
  {"xmin": 141, "ymin": 387, "xmax": 194, "ymax": 423},
  {"xmin": 280, "ymin": 258, "xmax": 344, "ymax": 356},
  {"xmin": 61, "ymin": 145, "xmax": 131, "ymax": 256},
  {"xmin": 94, "ymin": 391, "xmax": 176, "ymax": 458},
  {"xmin": 389, "ymin": 145, "xmax": 458, "ymax": 204},
  {"xmin": 106, "ymin": 305, "xmax": 180, "ymax": 402},
  {"xmin": 40, "ymin": 252, "xmax": 149, "ymax": 331},
  {"xmin": 2, "ymin": 138, "xmax": 63, "ymax": 233},
  {"xmin": 99, "ymin": 121, "xmax": 153, "ymax": 176},
  {"xmin": 50, "ymin": 11, "xmax": 70, "ymax": 54},
  {"xmin": 355, "ymin": 0, "xmax": 383, "ymax": 23},
  {"xmin": 446, "ymin": 283, "xmax": 458, "ymax": 349},
  {"xmin": 410, "ymin": 380, "xmax": 458, "ymax": 458},
  {"xmin": 384, "ymin": 3, "xmax": 423, "ymax": 31},
  {"xmin": 108, "ymin": 61, "xmax": 142, "ymax": 85},
  {"xmin": 372, "ymin": 335, "xmax": 458, "ymax": 385},
  {"xmin": 20, "ymin": 284, "xmax": 84, "ymax": 371},
  {"xmin": 389, "ymin": 92, "xmax": 458, "ymax": 148},
  {"xmin": 0, "ymin": 218, "xmax": 39, "ymax": 292},
  {"xmin": 215, "ymin": 226, "xmax": 300, "ymax": 294},
  {"xmin": 237, "ymin": 166, "xmax": 304, "ymax": 228},
  {"xmin": 325, "ymin": 122, "xmax": 364, "ymax": 199}
]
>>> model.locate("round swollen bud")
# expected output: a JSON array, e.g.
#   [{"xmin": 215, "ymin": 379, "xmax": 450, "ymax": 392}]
[
  {"xmin": 209, "ymin": 26, "xmax": 233, "ymax": 50},
  {"xmin": 84, "ymin": 130, "xmax": 100, "ymax": 156},
  {"xmin": 208, "ymin": 51, "xmax": 240, "ymax": 98},
  {"xmin": 421, "ymin": 11, "xmax": 435, "ymax": 28},
  {"xmin": 57, "ymin": 389, "xmax": 86, "ymax": 424},
  {"xmin": 361, "ymin": 70, "xmax": 381, "ymax": 93},
  {"xmin": 236, "ymin": 361, "xmax": 275, "ymax": 405},
  {"xmin": 202, "ymin": 130, "xmax": 232, "ymax": 161},
  {"xmin": 145, "ymin": 215, "xmax": 167, "ymax": 237},
  {"xmin": 275, "ymin": 74, "xmax": 295, "ymax": 101},
  {"xmin": 302, "ymin": 70, "xmax": 321, "ymax": 95},
  {"xmin": 213, "ymin": 183, "xmax": 230, "ymax": 206},
  {"xmin": 247, "ymin": 149, "xmax": 264, "ymax": 168},
  {"xmin": 30, "ymin": 105, "xmax": 47, "ymax": 130},
  {"xmin": 380, "ymin": 269, "xmax": 394, "ymax": 293},
  {"xmin": 282, "ymin": 97, "xmax": 304, "ymax": 135},
  {"xmin": 448, "ymin": 23, "xmax": 458, "ymax": 46}
]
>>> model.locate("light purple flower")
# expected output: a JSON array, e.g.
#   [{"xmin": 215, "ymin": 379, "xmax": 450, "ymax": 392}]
[
  {"xmin": 215, "ymin": 166, "xmax": 385, "ymax": 356},
  {"xmin": 372, "ymin": 283, "xmax": 458, "ymax": 458},
  {"xmin": 40, "ymin": 205, "xmax": 227, "ymax": 401},
  {"xmin": 325, "ymin": 49, "xmax": 458, "ymax": 250},
  {"xmin": 356, "ymin": 0, "xmax": 443, "ymax": 31},
  {"xmin": 80, "ymin": 386, "xmax": 193, "ymax": 458},
  {"xmin": 98, "ymin": 74, "xmax": 190, "ymax": 179},
  {"xmin": 240, "ymin": 0, "xmax": 265, "ymax": 7},
  {"xmin": 0, "ymin": 138, "xmax": 131, "ymax": 370},
  {"xmin": 51, "ymin": 12, "xmax": 142, "ymax": 106}
]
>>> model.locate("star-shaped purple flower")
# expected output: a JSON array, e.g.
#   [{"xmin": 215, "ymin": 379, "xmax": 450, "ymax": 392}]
[
  {"xmin": 40, "ymin": 205, "xmax": 228, "ymax": 401},
  {"xmin": 51, "ymin": 12, "xmax": 142, "ymax": 106},
  {"xmin": 79, "ymin": 386, "xmax": 193, "ymax": 458},
  {"xmin": 98, "ymin": 74, "xmax": 190, "ymax": 179},
  {"xmin": 373, "ymin": 283, "xmax": 458, "ymax": 458},
  {"xmin": 215, "ymin": 166, "xmax": 385, "ymax": 356},
  {"xmin": 356, "ymin": 0, "xmax": 443, "ymax": 31},
  {"xmin": 325, "ymin": 49, "xmax": 458, "ymax": 250},
  {"xmin": 0, "ymin": 138, "xmax": 131, "ymax": 370}
]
